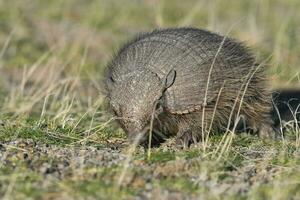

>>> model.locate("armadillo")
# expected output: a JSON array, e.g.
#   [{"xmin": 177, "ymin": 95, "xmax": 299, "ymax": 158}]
[{"xmin": 105, "ymin": 27, "xmax": 275, "ymax": 147}]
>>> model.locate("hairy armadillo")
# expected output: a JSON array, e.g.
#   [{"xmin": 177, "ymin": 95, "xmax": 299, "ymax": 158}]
[{"xmin": 105, "ymin": 27, "xmax": 275, "ymax": 147}]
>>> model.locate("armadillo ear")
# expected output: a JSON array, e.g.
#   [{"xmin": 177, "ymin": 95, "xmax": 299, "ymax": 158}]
[{"xmin": 165, "ymin": 69, "xmax": 176, "ymax": 89}]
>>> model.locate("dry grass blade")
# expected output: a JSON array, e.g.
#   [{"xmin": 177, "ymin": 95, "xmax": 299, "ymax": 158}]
[{"xmin": 201, "ymin": 19, "xmax": 245, "ymax": 153}]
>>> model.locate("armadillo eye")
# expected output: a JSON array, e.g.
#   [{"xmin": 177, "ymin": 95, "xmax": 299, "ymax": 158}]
[
  {"xmin": 113, "ymin": 110, "xmax": 118, "ymax": 116},
  {"xmin": 111, "ymin": 103, "xmax": 120, "ymax": 116}
]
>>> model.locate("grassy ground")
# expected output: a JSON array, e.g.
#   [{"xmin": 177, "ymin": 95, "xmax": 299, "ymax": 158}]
[{"xmin": 0, "ymin": 0, "xmax": 300, "ymax": 199}]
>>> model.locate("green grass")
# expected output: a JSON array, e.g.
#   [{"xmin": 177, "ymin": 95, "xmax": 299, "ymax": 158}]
[{"xmin": 0, "ymin": 0, "xmax": 300, "ymax": 199}]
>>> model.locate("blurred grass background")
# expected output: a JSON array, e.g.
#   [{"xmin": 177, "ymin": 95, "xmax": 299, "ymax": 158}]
[
  {"xmin": 0, "ymin": 0, "xmax": 299, "ymax": 83},
  {"xmin": 0, "ymin": 0, "xmax": 300, "ymax": 199}
]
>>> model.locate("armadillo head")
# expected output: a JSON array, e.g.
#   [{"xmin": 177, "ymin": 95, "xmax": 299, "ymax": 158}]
[{"xmin": 106, "ymin": 69, "xmax": 176, "ymax": 143}]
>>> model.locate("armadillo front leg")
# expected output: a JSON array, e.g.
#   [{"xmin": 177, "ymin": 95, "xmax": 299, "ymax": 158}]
[{"xmin": 175, "ymin": 123, "xmax": 202, "ymax": 149}]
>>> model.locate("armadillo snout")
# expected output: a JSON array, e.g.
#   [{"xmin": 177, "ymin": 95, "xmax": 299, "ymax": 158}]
[
  {"xmin": 127, "ymin": 131, "xmax": 147, "ymax": 144},
  {"xmin": 124, "ymin": 120, "xmax": 149, "ymax": 144}
]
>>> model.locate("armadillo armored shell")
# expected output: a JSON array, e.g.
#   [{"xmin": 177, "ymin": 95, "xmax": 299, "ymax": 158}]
[{"xmin": 105, "ymin": 27, "xmax": 274, "ymax": 147}]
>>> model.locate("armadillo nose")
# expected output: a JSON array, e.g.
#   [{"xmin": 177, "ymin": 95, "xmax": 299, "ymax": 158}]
[
  {"xmin": 127, "ymin": 125, "xmax": 150, "ymax": 144},
  {"xmin": 128, "ymin": 131, "xmax": 146, "ymax": 144}
]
